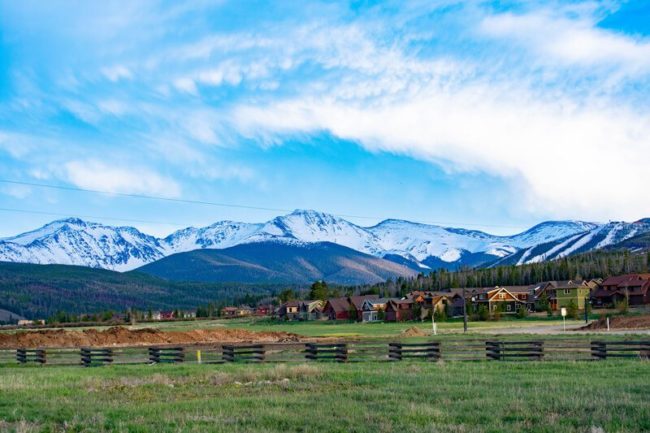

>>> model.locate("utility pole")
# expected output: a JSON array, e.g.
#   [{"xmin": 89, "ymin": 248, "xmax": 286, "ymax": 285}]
[{"xmin": 462, "ymin": 287, "xmax": 468, "ymax": 333}]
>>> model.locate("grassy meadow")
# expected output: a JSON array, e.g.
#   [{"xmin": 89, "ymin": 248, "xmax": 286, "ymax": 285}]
[
  {"xmin": 102, "ymin": 316, "xmax": 589, "ymax": 339},
  {"xmin": 0, "ymin": 360, "xmax": 648, "ymax": 433}
]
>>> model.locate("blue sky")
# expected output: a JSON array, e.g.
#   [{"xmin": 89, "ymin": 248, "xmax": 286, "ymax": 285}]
[{"xmin": 1, "ymin": 0, "xmax": 649, "ymax": 237}]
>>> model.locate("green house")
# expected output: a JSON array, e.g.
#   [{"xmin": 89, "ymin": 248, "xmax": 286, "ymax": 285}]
[{"xmin": 554, "ymin": 281, "xmax": 591, "ymax": 310}]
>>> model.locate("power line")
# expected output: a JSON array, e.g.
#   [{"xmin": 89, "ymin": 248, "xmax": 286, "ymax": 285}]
[
  {"xmin": 0, "ymin": 208, "xmax": 186, "ymax": 227},
  {"xmin": 0, "ymin": 178, "xmax": 526, "ymax": 230}
]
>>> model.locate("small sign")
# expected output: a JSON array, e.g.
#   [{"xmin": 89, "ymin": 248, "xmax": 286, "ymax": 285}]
[{"xmin": 561, "ymin": 307, "xmax": 567, "ymax": 317}]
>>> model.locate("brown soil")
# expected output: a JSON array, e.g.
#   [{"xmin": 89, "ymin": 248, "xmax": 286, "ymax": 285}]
[
  {"xmin": 0, "ymin": 326, "xmax": 303, "ymax": 349},
  {"xmin": 581, "ymin": 314, "xmax": 650, "ymax": 330},
  {"xmin": 400, "ymin": 326, "xmax": 429, "ymax": 337}
]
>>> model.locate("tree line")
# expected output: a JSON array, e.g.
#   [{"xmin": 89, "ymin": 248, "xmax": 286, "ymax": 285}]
[{"xmin": 346, "ymin": 249, "xmax": 650, "ymax": 298}]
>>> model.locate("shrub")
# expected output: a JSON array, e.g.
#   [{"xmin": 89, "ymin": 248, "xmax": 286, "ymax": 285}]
[
  {"xmin": 478, "ymin": 305, "xmax": 489, "ymax": 321},
  {"xmin": 615, "ymin": 299, "xmax": 629, "ymax": 315},
  {"xmin": 567, "ymin": 300, "xmax": 578, "ymax": 319},
  {"xmin": 516, "ymin": 305, "xmax": 528, "ymax": 318}
]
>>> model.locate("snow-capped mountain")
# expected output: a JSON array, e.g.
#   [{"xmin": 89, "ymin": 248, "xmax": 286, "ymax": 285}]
[
  {"xmin": 1, "ymin": 210, "xmax": 649, "ymax": 272},
  {"xmin": 0, "ymin": 218, "xmax": 165, "ymax": 271}
]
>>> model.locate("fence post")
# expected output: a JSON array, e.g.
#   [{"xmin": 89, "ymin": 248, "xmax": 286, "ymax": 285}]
[
  {"xmin": 388, "ymin": 343, "xmax": 403, "ymax": 361},
  {"xmin": 591, "ymin": 341, "xmax": 606, "ymax": 360}
]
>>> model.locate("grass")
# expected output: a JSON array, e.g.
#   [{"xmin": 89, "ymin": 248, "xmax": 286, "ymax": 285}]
[{"xmin": 0, "ymin": 360, "xmax": 648, "ymax": 432}]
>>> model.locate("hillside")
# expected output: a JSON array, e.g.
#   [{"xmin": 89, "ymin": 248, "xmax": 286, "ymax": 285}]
[
  {"xmin": 0, "ymin": 262, "xmax": 282, "ymax": 319},
  {"xmin": 138, "ymin": 241, "xmax": 417, "ymax": 285}
]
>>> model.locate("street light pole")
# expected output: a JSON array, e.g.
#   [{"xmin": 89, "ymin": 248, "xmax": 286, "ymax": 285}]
[{"xmin": 462, "ymin": 287, "xmax": 468, "ymax": 333}]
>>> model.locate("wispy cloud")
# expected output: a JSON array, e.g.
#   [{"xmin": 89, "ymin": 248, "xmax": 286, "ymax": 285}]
[
  {"xmin": 481, "ymin": 9, "xmax": 650, "ymax": 76},
  {"xmin": 64, "ymin": 160, "xmax": 182, "ymax": 197},
  {"xmin": 1, "ymin": 0, "xmax": 649, "ymax": 228}
]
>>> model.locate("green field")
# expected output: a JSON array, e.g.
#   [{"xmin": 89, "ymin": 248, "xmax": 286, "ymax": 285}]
[
  {"xmin": 51, "ymin": 316, "xmax": 587, "ymax": 339},
  {"xmin": 0, "ymin": 360, "xmax": 648, "ymax": 432}
]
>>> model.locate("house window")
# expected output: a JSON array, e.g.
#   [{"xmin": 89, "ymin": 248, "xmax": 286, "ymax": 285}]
[
  {"xmin": 564, "ymin": 289, "xmax": 570, "ymax": 295},
  {"xmin": 506, "ymin": 305, "xmax": 511, "ymax": 311},
  {"xmin": 499, "ymin": 293, "xmax": 505, "ymax": 299}
]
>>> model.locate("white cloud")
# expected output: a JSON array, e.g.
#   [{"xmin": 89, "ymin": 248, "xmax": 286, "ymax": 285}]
[
  {"xmin": 232, "ymin": 78, "xmax": 650, "ymax": 221},
  {"xmin": 101, "ymin": 65, "xmax": 133, "ymax": 82},
  {"xmin": 480, "ymin": 11, "xmax": 650, "ymax": 75},
  {"xmin": 64, "ymin": 159, "xmax": 181, "ymax": 197}
]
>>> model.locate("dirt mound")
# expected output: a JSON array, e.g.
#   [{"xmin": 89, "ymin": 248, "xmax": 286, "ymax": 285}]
[
  {"xmin": 400, "ymin": 326, "xmax": 429, "ymax": 337},
  {"xmin": 581, "ymin": 314, "xmax": 650, "ymax": 330},
  {"xmin": 0, "ymin": 326, "xmax": 303, "ymax": 349}
]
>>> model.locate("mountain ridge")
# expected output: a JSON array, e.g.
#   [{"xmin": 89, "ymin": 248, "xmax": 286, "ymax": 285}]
[{"xmin": 1, "ymin": 210, "xmax": 649, "ymax": 274}]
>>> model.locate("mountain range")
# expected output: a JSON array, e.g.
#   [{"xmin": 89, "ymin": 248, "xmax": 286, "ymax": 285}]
[{"xmin": 1, "ymin": 210, "xmax": 650, "ymax": 284}]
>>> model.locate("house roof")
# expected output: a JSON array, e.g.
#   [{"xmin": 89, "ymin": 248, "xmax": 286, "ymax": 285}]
[
  {"xmin": 326, "ymin": 297, "xmax": 351, "ymax": 313},
  {"xmin": 284, "ymin": 301, "xmax": 302, "ymax": 308},
  {"xmin": 349, "ymin": 295, "xmax": 379, "ymax": 310}
]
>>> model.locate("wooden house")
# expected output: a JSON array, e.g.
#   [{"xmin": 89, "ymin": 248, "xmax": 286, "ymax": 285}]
[
  {"xmin": 277, "ymin": 301, "xmax": 302, "ymax": 320},
  {"xmin": 300, "ymin": 300, "xmax": 324, "ymax": 320},
  {"xmin": 592, "ymin": 274, "xmax": 650, "ymax": 307},
  {"xmin": 552, "ymin": 280, "xmax": 591, "ymax": 310},
  {"xmin": 323, "ymin": 297, "xmax": 352, "ymax": 320},
  {"xmin": 385, "ymin": 299, "xmax": 414, "ymax": 322},
  {"xmin": 360, "ymin": 298, "xmax": 392, "ymax": 322},
  {"xmin": 471, "ymin": 286, "xmax": 527, "ymax": 314}
]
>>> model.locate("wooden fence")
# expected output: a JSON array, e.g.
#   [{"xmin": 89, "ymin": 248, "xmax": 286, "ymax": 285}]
[
  {"xmin": 485, "ymin": 341, "xmax": 544, "ymax": 361},
  {"xmin": 80, "ymin": 348, "xmax": 113, "ymax": 367},
  {"xmin": 148, "ymin": 347, "xmax": 185, "ymax": 364},
  {"xmin": 1, "ymin": 339, "xmax": 649, "ymax": 367},
  {"xmin": 305, "ymin": 343, "xmax": 348, "ymax": 362},
  {"xmin": 388, "ymin": 342, "xmax": 440, "ymax": 361},
  {"xmin": 16, "ymin": 348, "xmax": 46, "ymax": 365},
  {"xmin": 222, "ymin": 344, "xmax": 265, "ymax": 363},
  {"xmin": 591, "ymin": 341, "xmax": 650, "ymax": 360}
]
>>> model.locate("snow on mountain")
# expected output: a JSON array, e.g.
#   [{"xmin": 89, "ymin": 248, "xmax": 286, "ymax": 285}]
[
  {"xmin": 0, "ymin": 218, "xmax": 165, "ymax": 271},
  {"xmin": 162, "ymin": 221, "xmax": 263, "ymax": 254},
  {"xmin": 246, "ymin": 210, "xmax": 383, "ymax": 255},
  {"xmin": 368, "ymin": 219, "xmax": 497, "ymax": 263},
  {"xmin": 506, "ymin": 221, "xmax": 599, "ymax": 248},
  {"xmin": 1, "ymin": 211, "xmax": 649, "ymax": 272}
]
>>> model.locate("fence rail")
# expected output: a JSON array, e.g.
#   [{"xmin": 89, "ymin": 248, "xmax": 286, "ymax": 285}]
[
  {"xmin": 148, "ymin": 347, "xmax": 185, "ymax": 364},
  {"xmin": 80, "ymin": 348, "xmax": 113, "ymax": 367},
  {"xmin": 485, "ymin": 341, "xmax": 544, "ymax": 361},
  {"xmin": 222, "ymin": 344, "xmax": 265, "ymax": 363},
  {"xmin": 1, "ymin": 339, "xmax": 649, "ymax": 368},
  {"xmin": 591, "ymin": 341, "xmax": 650, "ymax": 360},
  {"xmin": 305, "ymin": 343, "xmax": 348, "ymax": 362},
  {"xmin": 388, "ymin": 342, "xmax": 440, "ymax": 361}
]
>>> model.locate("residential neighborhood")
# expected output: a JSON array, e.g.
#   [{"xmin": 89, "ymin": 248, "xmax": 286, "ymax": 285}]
[{"xmin": 264, "ymin": 274, "xmax": 650, "ymax": 323}]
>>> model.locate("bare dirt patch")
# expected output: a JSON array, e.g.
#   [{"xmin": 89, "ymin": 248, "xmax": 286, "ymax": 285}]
[
  {"xmin": 400, "ymin": 326, "xmax": 429, "ymax": 337},
  {"xmin": 581, "ymin": 314, "xmax": 650, "ymax": 331},
  {"xmin": 0, "ymin": 326, "xmax": 303, "ymax": 349}
]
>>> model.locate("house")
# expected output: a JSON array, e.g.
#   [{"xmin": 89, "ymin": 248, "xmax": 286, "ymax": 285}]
[
  {"xmin": 471, "ymin": 286, "xmax": 527, "ymax": 314},
  {"xmin": 360, "ymin": 298, "xmax": 392, "ymax": 322},
  {"xmin": 277, "ymin": 300, "xmax": 323, "ymax": 321},
  {"xmin": 277, "ymin": 301, "xmax": 302, "ymax": 320},
  {"xmin": 528, "ymin": 282, "xmax": 556, "ymax": 311},
  {"xmin": 503, "ymin": 286, "xmax": 534, "ymax": 311},
  {"xmin": 348, "ymin": 295, "xmax": 379, "ymax": 321},
  {"xmin": 552, "ymin": 280, "xmax": 591, "ymax": 310},
  {"xmin": 155, "ymin": 311, "xmax": 175, "ymax": 320},
  {"xmin": 323, "ymin": 297, "xmax": 353, "ymax": 320},
  {"xmin": 592, "ymin": 274, "xmax": 650, "ymax": 307},
  {"xmin": 221, "ymin": 306, "xmax": 253, "ymax": 318},
  {"xmin": 300, "ymin": 300, "xmax": 324, "ymax": 321},
  {"xmin": 17, "ymin": 319, "xmax": 34, "ymax": 326},
  {"xmin": 385, "ymin": 299, "xmax": 414, "ymax": 322},
  {"xmin": 255, "ymin": 305, "xmax": 273, "ymax": 316}
]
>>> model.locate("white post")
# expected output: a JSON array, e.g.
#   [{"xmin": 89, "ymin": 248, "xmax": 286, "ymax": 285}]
[
  {"xmin": 606, "ymin": 317, "xmax": 610, "ymax": 332},
  {"xmin": 561, "ymin": 307, "xmax": 567, "ymax": 332}
]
